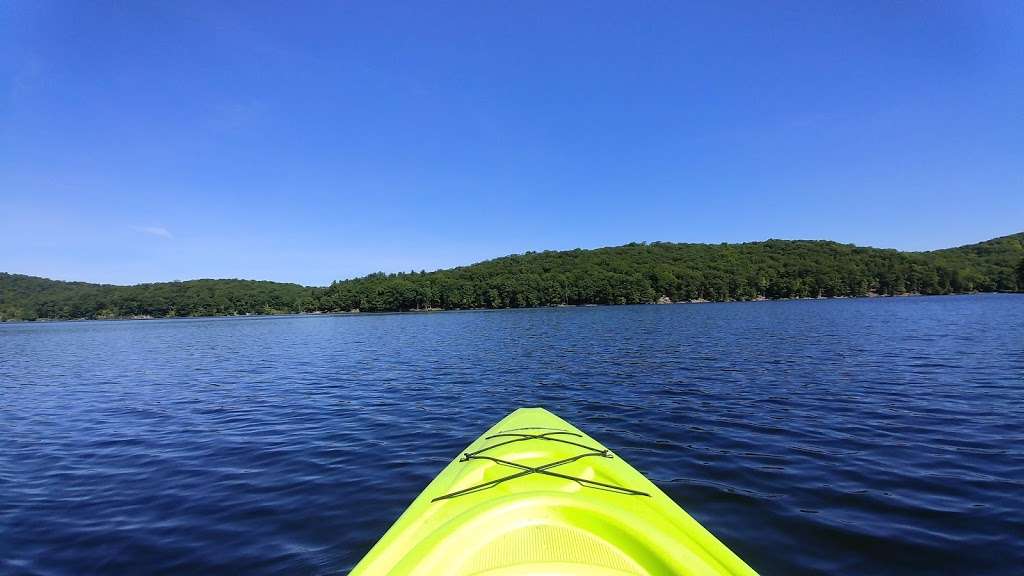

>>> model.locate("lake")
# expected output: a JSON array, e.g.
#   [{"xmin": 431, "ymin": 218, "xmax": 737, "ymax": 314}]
[{"xmin": 2, "ymin": 295, "xmax": 1022, "ymax": 575}]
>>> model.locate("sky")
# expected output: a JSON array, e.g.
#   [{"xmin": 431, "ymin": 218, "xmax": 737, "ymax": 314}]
[{"xmin": 2, "ymin": 1, "xmax": 1022, "ymax": 286}]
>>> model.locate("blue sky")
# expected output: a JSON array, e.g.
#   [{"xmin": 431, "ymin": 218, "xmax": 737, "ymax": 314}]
[{"xmin": 2, "ymin": 1, "xmax": 1022, "ymax": 286}]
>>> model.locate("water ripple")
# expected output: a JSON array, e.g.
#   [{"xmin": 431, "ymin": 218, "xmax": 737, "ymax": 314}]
[{"xmin": 1, "ymin": 295, "xmax": 1023, "ymax": 575}]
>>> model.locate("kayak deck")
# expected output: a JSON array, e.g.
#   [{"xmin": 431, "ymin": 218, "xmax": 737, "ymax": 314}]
[{"xmin": 350, "ymin": 407, "xmax": 756, "ymax": 575}]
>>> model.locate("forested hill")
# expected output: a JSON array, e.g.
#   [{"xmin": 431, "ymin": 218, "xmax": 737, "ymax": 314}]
[
  {"xmin": 312, "ymin": 233, "xmax": 1024, "ymax": 312},
  {"xmin": 3, "ymin": 233, "xmax": 1023, "ymax": 320},
  {"xmin": 0, "ymin": 276, "xmax": 311, "ymax": 321}
]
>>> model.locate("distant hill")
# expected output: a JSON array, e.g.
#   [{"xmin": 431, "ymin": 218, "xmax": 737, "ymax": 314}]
[
  {"xmin": 0, "ymin": 276, "xmax": 311, "ymax": 321},
  {"xmin": 312, "ymin": 233, "xmax": 1024, "ymax": 312},
  {"xmin": 3, "ymin": 233, "xmax": 1023, "ymax": 320}
]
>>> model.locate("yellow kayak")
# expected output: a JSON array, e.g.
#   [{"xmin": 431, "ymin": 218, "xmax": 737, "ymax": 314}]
[{"xmin": 350, "ymin": 407, "xmax": 757, "ymax": 575}]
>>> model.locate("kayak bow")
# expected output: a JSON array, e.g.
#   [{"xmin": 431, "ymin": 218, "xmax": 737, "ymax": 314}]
[{"xmin": 350, "ymin": 407, "xmax": 756, "ymax": 575}]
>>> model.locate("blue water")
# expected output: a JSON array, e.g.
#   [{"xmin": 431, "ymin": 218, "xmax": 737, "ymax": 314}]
[{"xmin": 2, "ymin": 295, "xmax": 1023, "ymax": 575}]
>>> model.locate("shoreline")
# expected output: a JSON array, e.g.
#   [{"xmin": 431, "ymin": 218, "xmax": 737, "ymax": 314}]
[{"xmin": 3, "ymin": 291, "xmax": 1018, "ymax": 324}]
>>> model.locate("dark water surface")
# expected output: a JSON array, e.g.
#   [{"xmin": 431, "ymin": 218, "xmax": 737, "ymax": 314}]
[{"xmin": 2, "ymin": 295, "xmax": 1023, "ymax": 575}]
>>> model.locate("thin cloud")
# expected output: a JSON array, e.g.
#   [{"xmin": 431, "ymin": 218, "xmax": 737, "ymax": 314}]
[{"xmin": 132, "ymin": 226, "xmax": 173, "ymax": 239}]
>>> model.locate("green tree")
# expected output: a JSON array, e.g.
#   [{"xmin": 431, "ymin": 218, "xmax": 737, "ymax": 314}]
[{"xmin": 4, "ymin": 232, "xmax": 1023, "ymax": 318}]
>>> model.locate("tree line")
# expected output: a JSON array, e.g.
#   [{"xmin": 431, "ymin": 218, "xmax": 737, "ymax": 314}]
[
  {"xmin": 311, "ymin": 234, "xmax": 1024, "ymax": 312},
  {"xmin": 3, "ymin": 233, "xmax": 1022, "ymax": 320},
  {"xmin": 0, "ymin": 276, "xmax": 311, "ymax": 321}
]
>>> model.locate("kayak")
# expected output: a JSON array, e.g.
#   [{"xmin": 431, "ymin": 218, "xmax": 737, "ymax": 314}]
[{"xmin": 350, "ymin": 407, "xmax": 757, "ymax": 575}]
